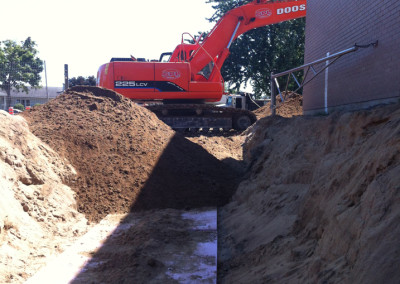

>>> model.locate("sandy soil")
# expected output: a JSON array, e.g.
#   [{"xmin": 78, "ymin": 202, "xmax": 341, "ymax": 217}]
[
  {"xmin": 219, "ymin": 102, "xmax": 400, "ymax": 283},
  {"xmin": 2, "ymin": 87, "xmax": 399, "ymax": 284},
  {"xmin": 254, "ymin": 92, "xmax": 303, "ymax": 119},
  {"xmin": 187, "ymin": 134, "xmax": 246, "ymax": 173},
  {"xmin": 0, "ymin": 111, "xmax": 89, "ymax": 283}
]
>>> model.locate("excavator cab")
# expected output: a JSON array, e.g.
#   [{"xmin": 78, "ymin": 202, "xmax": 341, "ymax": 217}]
[{"xmin": 170, "ymin": 43, "xmax": 198, "ymax": 63}]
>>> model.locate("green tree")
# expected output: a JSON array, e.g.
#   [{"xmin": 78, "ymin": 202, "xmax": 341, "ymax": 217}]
[
  {"xmin": 206, "ymin": 0, "xmax": 305, "ymax": 97},
  {"xmin": 69, "ymin": 75, "xmax": 96, "ymax": 87},
  {"xmin": 0, "ymin": 37, "xmax": 43, "ymax": 108}
]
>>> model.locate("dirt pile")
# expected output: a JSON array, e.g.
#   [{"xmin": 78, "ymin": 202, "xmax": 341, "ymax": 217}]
[
  {"xmin": 254, "ymin": 92, "xmax": 303, "ymax": 119},
  {"xmin": 22, "ymin": 86, "xmax": 240, "ymax": 222},
  {"xmin": 219, "ymin": 103, "xmax": 400, "ymax": 283},
  {"xmin": 187, "ymin": 134, "xmax": 246, "ymax": 173},
  {"xmin": 0, "ymin": 111, "xmax": 88, "ymax": 283}
]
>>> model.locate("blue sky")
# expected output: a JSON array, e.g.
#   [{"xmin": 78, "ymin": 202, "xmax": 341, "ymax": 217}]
[{"xmin": 0, "ymin": 0, "xmax": 215, "ymax": 87}]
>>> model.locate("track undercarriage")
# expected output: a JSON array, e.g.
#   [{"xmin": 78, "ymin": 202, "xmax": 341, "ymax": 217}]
[{"xmin": 146, "ymin": 104, "xmax": 257, "ymax": 133}]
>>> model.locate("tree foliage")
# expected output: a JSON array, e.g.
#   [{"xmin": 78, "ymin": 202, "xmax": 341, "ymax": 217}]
[
  {"xmin": 206, "ymin": 0, "xmax": 305, "ymax": 97},
  {"xmin": 0, "ymin": 37, "xmax": 43, "ymax": 108},
  {"xmin": 13, "ymin": 103, "xmax": 25, "ymax": 111},
  {"xmin": 69, "ymin": 76, "xmax": 96, "ymax": 87}
]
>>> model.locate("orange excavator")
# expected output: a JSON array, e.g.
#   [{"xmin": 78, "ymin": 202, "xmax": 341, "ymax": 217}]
[{"xmin": 97, "ymin": 0, "xmax": 306, "ymax": 131}]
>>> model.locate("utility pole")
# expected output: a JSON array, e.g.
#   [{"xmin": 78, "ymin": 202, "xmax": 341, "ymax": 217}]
[
  {"xmin": 44, "ymin": 61, "xmax": 49, "ymax": 102},
  {"xmin": 270, "ymin": 72, "xmax": 276, "ymax": 116},
  {"xmin": 64, "ymin": 64, "xmax": 69, "ymax": 91}
]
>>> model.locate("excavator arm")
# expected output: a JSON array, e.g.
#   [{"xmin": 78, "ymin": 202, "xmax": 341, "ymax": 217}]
[{"xmin": 189, "ymin": 0, "xmax": 307, "ymax": 78}]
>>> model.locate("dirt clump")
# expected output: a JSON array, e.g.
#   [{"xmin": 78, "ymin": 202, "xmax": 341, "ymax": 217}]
[
  {"xmin": 22, "ymin": 86, "xmax": 240, "ymax": 222},
  {"xmin": 254, "ymin": 92, "xmax": 303, "ymax": 119},
  {"xmin": 218, "ymin": 102, "xmax": 400, "ymax": 283}
]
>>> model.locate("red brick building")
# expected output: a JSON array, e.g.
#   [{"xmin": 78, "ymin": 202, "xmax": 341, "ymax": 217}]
[{"xmin": 303, "ymin": 0, "xmax": 400, "ymax": 114}]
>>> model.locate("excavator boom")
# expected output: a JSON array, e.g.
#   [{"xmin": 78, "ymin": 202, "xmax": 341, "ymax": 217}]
[{"xmin": 190, "ymin": 0, "xmax": 307, "ymax": 76}]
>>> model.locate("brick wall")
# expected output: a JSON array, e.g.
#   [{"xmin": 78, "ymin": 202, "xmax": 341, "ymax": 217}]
[{"xmin": 303, "ymin": 0, "xmax": 400, "ymax": 114}]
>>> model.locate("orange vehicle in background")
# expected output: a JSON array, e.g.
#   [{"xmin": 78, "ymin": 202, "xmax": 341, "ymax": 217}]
[{"xmin": 97, "ymin": 0, "xmax": 306, "ymax": 131}]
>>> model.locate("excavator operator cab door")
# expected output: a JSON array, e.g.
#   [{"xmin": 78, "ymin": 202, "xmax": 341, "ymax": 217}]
[{"xmin": 159, "ymin": 52, "xmax": 172, "ymax": 62}]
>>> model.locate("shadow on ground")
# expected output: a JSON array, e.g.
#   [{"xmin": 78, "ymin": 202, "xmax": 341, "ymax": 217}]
[{"xmin": 68, "ymin": 133, "xmax": 243, "ymax": 283}]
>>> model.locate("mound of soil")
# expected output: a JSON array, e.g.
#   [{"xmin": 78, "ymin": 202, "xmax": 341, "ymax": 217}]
[
  {"xmin": 219, "ymin": 103, "xmax": 400, "ymax": 283},
  {"xmin": 254, "ymin": 93, "xmax": 303, "ymax": 119},
  {"xmin": 187, "ymin": 134, "xmax": 246, "ymax": 174},
  {"xmin": 0, "ymin": 111, "xmax": 88, "ymax": 283},
  {"xmin": 22, "ymin": 86, "xmax": 240, "ymax": 222}
]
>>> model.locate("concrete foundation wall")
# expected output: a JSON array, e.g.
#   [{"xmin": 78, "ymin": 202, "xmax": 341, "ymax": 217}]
[{"xmin": 303, "ymin": 0, "xmax": 400, "ymax": 114}]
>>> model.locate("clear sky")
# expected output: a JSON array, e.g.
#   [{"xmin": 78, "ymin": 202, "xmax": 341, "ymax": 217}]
[{"xmin": 0, "ymin": 0, "xmax": 215, "ymax": 87}]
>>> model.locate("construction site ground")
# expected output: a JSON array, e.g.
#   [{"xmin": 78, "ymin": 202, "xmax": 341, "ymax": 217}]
[{"xmin": 0, "ymin": 87, "xmax": 399, "ymax": 283}]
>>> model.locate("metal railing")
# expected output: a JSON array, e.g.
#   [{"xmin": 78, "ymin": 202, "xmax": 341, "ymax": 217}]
[{"xmin": 270, "ymin": 41, "xmax": 378, "ymax": 115}]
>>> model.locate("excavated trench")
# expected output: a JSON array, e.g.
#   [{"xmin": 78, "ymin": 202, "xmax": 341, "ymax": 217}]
[
  {"xmin": 16, "ymin": 86, "xmax": 245, "ymax": 283},
  {"xmin": 1, "ymin": 86, "xmax": 399, "ymax": 283}
]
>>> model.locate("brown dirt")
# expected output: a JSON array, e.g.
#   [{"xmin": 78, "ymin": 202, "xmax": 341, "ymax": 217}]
[
  {"xmin": 254, "ymin": 92, "xmax": 303, "ymax": 119},
  {"xmin": 187, "ymin": 134, "xmax": 246, "ymax": 173},
  {"xmin": 3, "ymin": 83, "xmax": 399, "ymax": 284},
  {"xmin": 22, "ymin": 86, "xmax": 240, "ymax": 222},
  {"xmin": 219, "ymin": 102, "xmax": 400, "ymax": 283}
]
